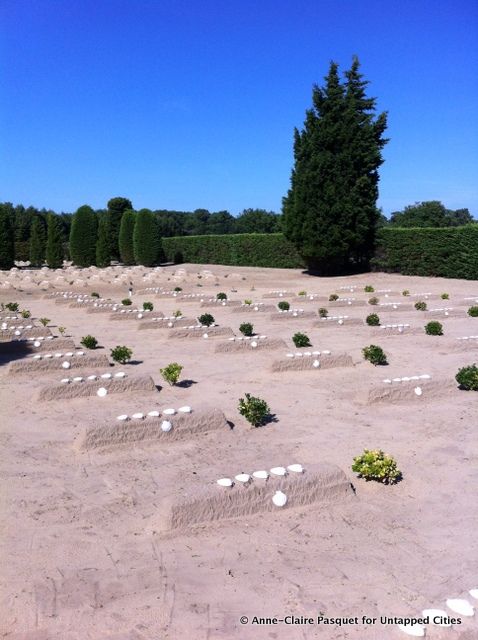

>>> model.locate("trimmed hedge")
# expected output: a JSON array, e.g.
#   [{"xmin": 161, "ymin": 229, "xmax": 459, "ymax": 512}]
[
  {"xmin": 161, "ymin": 233, "xmax": 304, "ymax": 269},
  {"xmin": 373, "ymin": 225, "xmax": 478, "ymax": 280}
]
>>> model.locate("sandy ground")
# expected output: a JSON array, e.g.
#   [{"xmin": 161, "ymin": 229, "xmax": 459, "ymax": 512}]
[{"xmin": 1, "ymin": 263, "xmax": 477, "ymax": 640}]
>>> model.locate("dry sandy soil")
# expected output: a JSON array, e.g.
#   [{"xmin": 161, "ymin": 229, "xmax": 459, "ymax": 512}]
[{"xmin": 1, "ymin": 263, "xmax": 477, "ymax": 640}]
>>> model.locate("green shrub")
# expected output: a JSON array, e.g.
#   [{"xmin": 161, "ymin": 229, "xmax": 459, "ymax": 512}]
[
  {"xmin": 364, "ymin": 285, "xmax": 375, "ymax": 292},
  {"xmin": 122, "ymin": 298, "xmax": 132, "ymax": 306},
  {"xmin": 277, "ymin": 301, "xmax": 290, "ymax": 311},
  {"xmin": 362, "ymin": 344, "xmax": 387, "ymax": 365},
  {"xmin": 244, "ymin": 299, "xmax": 252, "ymax": 305},
  {"xmin": 238, "ymin": 393, "xmax": 271, "ymax": 427},
  {"xmin": 20, "ymin": 309, "xmax": 31, "ymax": 318},
  {"xmin": 174, "ymin": 287, "xmax": 182, "ymax": 292},
  {"xmin": 69, "ymin": 205, "xmax": 97, "ymax": 267},
  {"xmin": 58, "ymin": 326, "xmax": 66, "ymax": 336},
  {"xmin": 366, "ymin": 313, "xmax": 380, "ymax": 326},
  {"xmin": 415, "ymin": 301, "xmax": 427, "ymax": 311},
  {"xmin": 352, "ymin": 449, "xmax": 401, "ymax": 484},
  {"xmin": 292, "ymin": 332, "xmax": 311, "ymax": 347},
  {"xmin": 368, "ymin": 296, "xmax": 379, "ymax": 305},
  {"xmin": 91, "ymin": 292, "xmax": 100, "ymax": 298},
  {"xmin": 298, "ymin": 290, "xmax": 306, "ymax": 296},
  {"xmin": 239, "ymin": 322, "xmax": 254, "ymax": 337},
  {"xmin": 455, "ymin": 364, "xmax": 478, "ymax": 390},
  {"xmin": 329, "ymin": 294, "xmax": 339, "ymax": 301},
  {"xmin": 110, "ymin": 345, "xmax": 133, "ymax": 364},
  {"xmin": 441, "ymin": 293, "xmax": 449, "ymax": 299},
  {"xmin": 467, "ymin": 306, "xmax": 478, "ymax": 317},
  {"xmin": 318, "ymin": 307, "xmax": 328, "ymax": 318},
  {"xmin": 216, "ymin": 292, "xmax": 227, "ymax": 300},
  {"xmin": 133, "ymin": 209, "xmax": 160, "ymax": 266},
  {"xmin": 39, "ymin": 317, "xmax": 50, "ymax": 327},
  {"xmin": 198, "ymin": 313, "xmax": 215, "ymax": 327},
  {"xmin": 143, "ymin": 301, "xmax": 154, "ymax": 311},
  {"xmin": 160, "ymin": 362, "xmax": 183, "ymax": 386},
  {"xmin": 173, "ymin": 309, "xmax": 182, "ymax": 317},
  {"xmin": 119, "ymin": 209, "xmax": 136, "ymax": 265},
  {"xmin": 5, "ymin": 302, "xmax": 19, "ymax": 312},
  {"xmin": 402, "ymin": 289, "xmax": 410, "ymax": 296},
  {"xmin": 80, "ymin": 335, "xmax": 98, "ymax": 349},
  {"xmin": 425, "ymin": 321, "xmax": 443, "ymax": 336}
]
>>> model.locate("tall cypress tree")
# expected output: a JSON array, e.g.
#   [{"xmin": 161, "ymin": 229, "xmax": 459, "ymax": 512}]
[
  {"xmin": 29, "ymin": 215, "xmax": 47, "ymax": 267},
  {"xmin": 95, "ymin": 212, "xmax": 111, "ymax": 267},
  {"xmin": 69, "ymin": 205, "xmax": 97, "ymax": 267},
  {"xmin": 119, "ymin": 209, "xmax": 136, "ymax": 265},
  {"xmin": 46, "ymin": 213, "xmax": 64, "ymax": 269},
  {"xmin": 0, "ymin": 204, "xmax": 15, "ymax": 269},
  {"xmin": 133, "ymin": 209, "xmax": 160, "ymax": 266},
  {"xmin": 107, "ymin": 197, "xmax": 133, "ymax": 260},
  {"xmin": 282, "ymin": 58, "xmax": 388, "ymax": 274}
]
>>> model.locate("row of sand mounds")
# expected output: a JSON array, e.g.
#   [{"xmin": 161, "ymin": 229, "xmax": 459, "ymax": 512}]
[
  {"xmin": 75, "ymin": 407, "xmax": 228, "ymax": 452},
  {"xmin": 424, "ymin": 308, "xmax": 465, "ymax": 319},
  {"xmin": 151, "ymin": 462, "xmax": 354, "ymax": 533},
  {"xmin": 269, "ymin": 310, "xmax": 316, "ymax": 320},
  {"xmin": 214, "ymin": 337, "xmax": 287, "ymax": 353},
  {"xmin": 0, "ymin": 337, "xmax": 76, "ymax": 355},
  {"xmin": 168, "ymin": 326, "xmax": 234, "ymax": 339},
  {"xmin": 363, "ymin": 378, "xmax": 456, "ymax": 404},
  {"xmin": 231, "ymin": 304, "xmax": 276, "ymax": 313},
  {"xmin": 39, "ymin": 373, "xmax": 156, "ymax": 401},
  {"xmin": 9, "ymin": 353, "xmax": 110, "ymax": 375},
  {"xmin": 313, "ymin": 316, "xmax": 363, "ymax": 328},
  {"xmin": 199, "ymin": 299, "xmax": 241, "ymax": 308},
  {"xmin": 271, "ymin": 352, "xmax": 353, "ymax": 372},
  {"xmin": 86, "ymin": 304, "xmax": 120, "ymax": 313},
  {"xmin": 138, "ymin": 316, "xmax": 191, "ymax": 330},
  {"xmin": 370, "ymin": 325, "xmax": 423, "ymax": 336},
  {"xmin": 0, "ymin": 327, "xmax": 53, "ymax": 341},
  {"xmin": 108, "ymin": 310, "xmax": 165, "ymax": 321}
]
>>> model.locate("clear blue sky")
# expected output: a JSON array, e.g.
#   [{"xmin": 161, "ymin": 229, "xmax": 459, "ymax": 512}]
[{"xmin": 1, "ymin": 0, "xmax": 477, "ymax": 217}]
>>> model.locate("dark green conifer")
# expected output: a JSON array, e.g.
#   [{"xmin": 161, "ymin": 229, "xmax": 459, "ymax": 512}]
[
  {"xmin": 119, "ymin": 209, "xmax": 136, "ymax": 265},
  {"xmin": 46, "ymin": 213, "xmax": 64, "ymax": 269},
  {"xmin": 69, "ymin": 205, "xmax": 97, "ymax": 267},
  {"xmin": 29, "ymin": 215, "xmax": 46, "ymax": 267},
  {"xmin": 133, "ymin": 209, "xmax": 160, "ymax": 266}
]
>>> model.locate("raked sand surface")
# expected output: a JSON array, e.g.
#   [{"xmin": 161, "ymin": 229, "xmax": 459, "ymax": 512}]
[{"xmin": 1, "ymin": 263, "xmax": 477, "ymax": 640}]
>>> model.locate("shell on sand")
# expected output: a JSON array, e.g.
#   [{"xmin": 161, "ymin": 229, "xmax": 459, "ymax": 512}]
[
  {"xmin": 161, "ymin": 420, "xmax": 173, "ymax": 432},
  {"xmin": 272, "ymin": 491, "xmax": 287, "ymax": 507},
  {"xmin": 235, "ymin": 473, "xmax": 251, "ymax": 483},
  {"xmin": 270, "ymin": 466, "xmax": 287, "ymax": 476},
  {"xmin": 217, "ymin": 478, "xmax": 233, "ymax": 487},
  {"xmin": 253, "ymin": 470, "xmax": 269, "ymax": 479},
  {"xmin": 287, "ymin": 464, "xmax": 304, "ymax": 473},
  {"xmin": 446, "ymin": 598, "xmax": 474, "ymax": 616},
  {"xmin": 97, "ymin": 387, "xmax": 108, "ymax": 397},
  {"xmin": 397, "ymin": 623, "xmax": 425, "ymax": 636}
]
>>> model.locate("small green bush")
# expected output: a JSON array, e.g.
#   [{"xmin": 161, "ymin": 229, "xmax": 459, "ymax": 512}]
[
  {"xmin": 298, "ymin": 290, "xmax": 306, "ymax": 296},
  {"xmin": 216, "ymin": 292, "xmax": 227, "ymax": 300},
  {"xmin": 80, "ymin": 335, "xmax": 98, "ymax": 349},
  {"xmin": 244, "ymin": 299, "xmax": 252, "ymax": 305},
  {"xmin": 292, "ymin": 332, "xmax": 311, "ymax": 347},
  {"xmin": 5, "ymin": 302, "xmax": 19, "ymax": 312},
  {"xmin": 364, "ymin": 285, "xmax": 375, "ymax": 292},
  {"xmin": 122, "ymin": 298, "xmax": 132, "ymax": 306},
  {"xmin": 20, "ymin": 309, "xmax": 31, "ymax": 318},
  {"xmin": 39, "ymin": 317, "xmax": 50, "ymax": 327},
  {"xmin": 91, "ymin": 292, "xmax": 100, "ymax": 298},
  {"xmin": 110, "ymin": 345, "xmax": 133, "ymax": 364},
  {"xmin": 368, "ymin": 296, "xmax": 379, "ymax": 305},
  {"xmin": 362, "ymin": 344, "xmax": 387, "ymax": 365},
  {"xmin": 143, "ymin": 301, "xmax": 154, "ymax": 311},
  {"xmin": 318, "ymin": 307, "xmax": 328, "ymax": 318},
  {"xmin": 366, "ymin": 313, "xmax": 380, "ymax": 326},
  {"xmin": 402, "ymin": 290, "xmax": 410, "ymax": 296},
  {"xmin": 238, "ymin": 393, "xmax": 271, "ymax": 427},
  {"xmin": 441, "ymin": 293, "xmax": 449, "ymax": 300},
  {"xmin": 329, "ymin": 294, "xmax": 339, "ymax": 302},
  {"xmin": 198, "ymin": 313, "xmax": 215, "ymax": 327},
  {"xmin": 239, "ymin": 322, "xmax": 254, "ymax": 337},
  {"xmin": 415, "ymin": 301, "xmax": 427, "ymax": 311},
  {"xmin": 173, "ymin": 309, "xmax": 182, "ymax": 317},
  {"xmin": 425, "ymin": 321, "xmax": 443, "ymax": 336},
  {"xmin": 58, "ymin": 326, "xmax": 66, "ymax": 336},
  {"xmin": 352, "ymin": 449, "xmax": 401, "ymax": 484},
  {"xmin": 455, "ymin": 364, "xmax": 478, "ymax": 390},
  {"xmin": 174, "ymin": 286, "xmax": 182, "ymax": 292},
  {"xmin": 467, "ymin": 306, "xmax": 478, "ymax": 317},
  {"xmin": 160, "ymin": 362, "xmax": 183, "ymax": 386},
  {"xmin": 277, "ymin": 301, "xmax": 290, "ymax": 311}
]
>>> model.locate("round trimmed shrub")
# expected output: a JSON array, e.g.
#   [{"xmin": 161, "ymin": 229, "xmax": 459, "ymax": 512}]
[
  {"xmin": 368, "ymin": 296, "xmax": 379, "ymax": 305},
  {"xmin": 121, "ymin": 298, "xmax": 132, "ymax": 306},
  {"xmin": 402, "ymin": 290, "xmax": 410, "ymax": 296},
  {"xmin": 352, "ymin": 449, "xmax": 401, "ymax": 484},
  {"xmin": 425, "ymin": 321, "xmax": 443, "ymax": 336},
  {"xmin": 364, "ymin": 285, "xmax": 375, "ymax": 292},
  {"xmin": 81, "ymin": 335, "xmax": 98, "ymax": 349},
  {"xmin": 143, "ymin": 301, "xmax": 154, "ymax": 311},
  {"xmin": 362, "ymin": 344, "xmax": 387, "ymax": 365},
  {"xmin": 455, "ymin": 364, "xmax": 478, "ymax": 390},
  {"xmin": 238, "ymin": 393, "xmax": 271, "ymax": 428},
  {"xmin": 110, "ymin": 345, "xmax": 133, "ymax": 364},
  {"xmin": 415, "ymin": 301, "xmax": 427, "ymax": 311},
  {"xmin": 239, "ymin": 322, "xmax": 254, "ymax": 337},
  {"xmin": 160, "ymin": 362, "xmax": 183, "ymax": 386},
  {"xmin": 198, "ymin": 313, "xmax": 215, "ymax": 327},
  {"xmin": 329, "ymin": 294, "xmax": 339, "ymax": 302},
  {"xmin": 441, "ymin": 293, "xmax": 449, "ymax": 300},
  {"xmin": 174, "ymin": 287, "xmax": 182, "ymax": 292},
  {"xmin": 20, "ymin": 309, "xmax": 31, "ymax": 318},
  {"xmin": 318, "ymin": 307, "xmax": 328, "ymax": 318},
  {"xmin": 91, "ymin": 292, "xmax": 100, "ymax": 298},
  {"xmin": 216, "ymin": 292, "xmax": 227, "ymax": 300},
  {"xmin": 292, "ymin": 332, "xmax": 311, "ymax": 348},
  {"xmin": 277, "ymin": 301, "xmax": 290, "ymax": 311},
  {"xmin": 366, "ymin": 313, "xmax": 380, "ymax": 326},
  {"xmin": 467, "ymin": 306, "xmax": 478, "ymax": 317}
]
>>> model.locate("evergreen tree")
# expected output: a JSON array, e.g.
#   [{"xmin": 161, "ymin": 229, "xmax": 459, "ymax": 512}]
[
  {"xmin": 119, "ymin": 209, "xmax": 136, "ymax": 265},
  {"xmin": 282, "ymin": 58, "xmax": 388, "ymax": 274},
  {"xmin": 69, "ymin": 205, "xmax": 97, "ymax": 267},
  {"xmin": 95, "ymin": 211, "xmax": 111, "ymax": 267},
  {"xmin": 46, "ymin": 213, "xmax": 64, "ymax": 269},
  {"xmin": 29, "ymin": 215, "xmax": 47, "ymax": 266},
  {"xmin": 133, "ymin": 209, "xmax": 160, "ymax": 266},
  {"xmin": 107, "ymin": 197, "xmax": 133, "ymax": 260},
  {"xmin": 0, "ymin": 204, "xmax": 15, "ymax": 269}
]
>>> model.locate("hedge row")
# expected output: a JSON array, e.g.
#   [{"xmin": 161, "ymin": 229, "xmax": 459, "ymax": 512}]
[
  {"xmin": 373, "ymin": 224, "xmax": 478, "ymax": 280},
  {"xmin": 161, "ymin": 233, "xmax": 305, "ymax": 269}
]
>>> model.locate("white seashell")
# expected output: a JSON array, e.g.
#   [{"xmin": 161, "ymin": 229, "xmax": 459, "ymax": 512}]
[
  {"xmin": 117, "ymin": 414, "xmax": 129, "ymax": 421},
  {"xmin": 64, "ymin": 352, "xmax": 73, "ymax": 357},
  {"xmin": 322, "ymin": 350, "xmax": 331, "ymax": 355},
  {"xmin": 338, "ymin": 319, "xmax": 344, "ymax": 325},
  {"xmin": 161, "ymin": 420, "xmax": 173, "ymax": 432},
  {"xmin": 312, "ymin": 359, "xmax": 320, "ymax": 368},
  {"xmin": 421, "ymin": 609, "xmax": 452, "ymax": 626},
  {"xmin": 62, "ymin": 361, "xmax": 71, "ymax": 369},
  {"xmin": 286, "ymin": 353, "xmax": 294, "ymax": 358},
  {"xmin": 203, "ymin": 333, "xmax": 208, "ymax": 339},
  {"xmin": 287, "ymin": 464, "xmax": 304, "ymax": 473},
  {"xmin": 420, "ymin": 374, "xmax": 431, "ymax": 379},
  {"xmin": 272, "ymin": 491, "xmax": 287, "ymax": 507},
  {"xmin": 61, "ymin": 378, "xmax": 70, "ymax": 384},
  {"xmin": 469, "ymin": 589, "xmax": 478, "ymax": 599},
  {"xmin": 73, "ymin": 376, "xmax": 83, "ymax": 382},
  {"xmin": 101, "ymin": 373, "xmax": 112, "ymax": 379},
  {"xmin": 446, "ymin": 598, "xmax": 474, "ymax": 616},
  {"xmin": 397, "ymin": 623, "xmax": 425, "ymax": 636},
  {"xmin": 114, "ymin": 371, "xmax": 126, "ymax": 378},
  {"xmin": 254, "ymin": 306, "xmax": 258, "ymax": 311},
  {"xmin": 137, "ymin": 313, "xmax": 143, "ymax": 319},
  {"xmin": 178, "ymin": 406, "xmax": 191, "ymax": 413},
  {"xmin": 97, "ymin": 387, "xmax": 108, "ymax": 397},
  {"xmin": 253, "ymin": 470, "xmax": 269, "ymax": 479},
  {"xmin": 54, "ymin": 353, "xmax": 62, "ymax": 358},
  {"xmin": 33, "ymin": 354, "xmax": 42, "ymax": 360},
  {"xmin": 147, "ymin": 410, "xmax": 160, "ymax": 417},
  {"xmin": 14, "ymin": 330, "xmax": 21, "ymax": 336},
  {"xmin": 392, "ymin": 378, "xmax": 401, "ymax": 383},
  {"xmin": 295, "ymin": 352, "xmax": 303, "ymax": 357},
  {"xmin": 76, "ymin": 351, "xmax": 84, "ymax": 356},
  {"xmin": 398, "ymin": 327, "xmax": 404, "ymax": 333},
  {"xmin": 132, "ymin": 412, "xmax": 144, "ymax": 420},
  {"xmin": 235, "ymin": 473, "xmax": 251, "ymax": 483},
  {"xmin": 383, "ymin": 379, "xmax": 392, "ymax": 384},
  {"xmin": 251, "ymin": 341, "xmax": 258, "ymax": 348},
  {"xmin": 260, "ymin": 335, "xmax": 266, "ymax": 339},
  {"xmin": 217, "ymin": 477, "xmax": 233, "ymax": 487},
  {"xmin": 168, "ymin": 321, "xmax": 173, "ymax": 327},
  {"xmin": 163, "ymin": 408, "xmax": 176, "ymax": 415},
  {"xmin": 414, "ymin": 386, "xmax": 423, "ymax": 396},
  {"xmin": 270, "ymin": 466, "xmax": 287, "ymax": 476},
  {"xmin": 87, "ymin": 375, "xmax": 98, "ymax": 380}
]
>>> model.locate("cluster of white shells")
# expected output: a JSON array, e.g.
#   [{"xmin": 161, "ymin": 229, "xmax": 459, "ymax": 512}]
[
  {"xmin": 376, "ymin": 289, "xmax": 392, "ymax": 293},
  {"xmin": 338, "ymin": 285, "xmax": 359, "ymax": 290},
  {"xmin": 383, "ymin": 374, "xmax": 431, "ymax": 384},
  {"xmin": 26, "ymin": 336, "xmax": 54, "ymax": 342},
  {"xmin": 116, "ymin": 308, "xmax": 154, "ymax": 315},
  {"xmin": 378, "ymin": 302, "xmax": 402, "ymax": 308},
  {"xmin": 277, "ymin": 308, "xmax": 305, "ymax": 314},
  {"xmin": 379, "ymin": 323, "xmax": 411, "ymax": 330},
  {"xmin": 115, "ymin": 406, "xmax": 192, "ymax": 432},
  {"xmin": 228, "ymin": 335, "xmax": 267, "ymax": 341},
  {"xmin": 286, "ymin": 350, "xmax": 330, "ymax": 358},
  {"xmin": 150, "ymin": 316, "xmax": 183, "ymax": 325},
  {"xmin": 61, "ymin": 371, "xmax": 126, "ymax": 384},
  {"xmin": 457, "ymin": 335, "xmax": 478, "ymax": 340},
  {"xmin": 32, "ymin": 350, "xmax": 85, "ymax": 360},
  {"xmin": 428, "ymin": 307, "xmax": 454, "ymax": 312},
  {"xmin": 410, "ymin": 292, "xmax": 432, "ymax": 297},
  {"xmin": 319, "ymin": 315, "xmax": 347, "ymax": 323},
  {"xmin": 2, "ymin": 323, "xmax": 34, "ymax": 331},
  {"xmin": 181, "ymin": 293, "xmax": 205, "ymax": 299},
  {"xmin": 0, "ymin": 315, "xmax": 19, "ymax": 320},
  {"xmin": 157, "ymin": 290, "xmax": 181, "ymax": 296},
  {"xmin": 92, "ymin": 302, "xmax": 118, "ymax": 308}
]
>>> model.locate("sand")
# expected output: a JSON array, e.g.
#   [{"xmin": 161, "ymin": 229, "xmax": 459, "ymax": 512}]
[{"xmin": 1, "ymin": 263, "xmax": 478, "ymax": 640}]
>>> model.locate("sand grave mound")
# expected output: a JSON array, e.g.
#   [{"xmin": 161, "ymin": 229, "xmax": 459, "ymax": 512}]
[
  {"xmin": 269, "ymin": 310, "xmax": 316, "ymax": 320},
  {"xmin": 370, "ymin": 324, "xmax": 423, "ymax": 336},
  {"xmin": 0, "ymin": 327, "xmax": 53, "ymax": 342},
  {"xmin": 328, "ymin": 299, "xmax": 367, "ymax": 308},
  {"xmin": 215, "ymin": 337, "xmax": 287, "ymax": 353},
  {"xmin": 154, "ymin": 291, "xmax": 183, "ymax": 299},
  {"xmin": 313, "ymin": 316, "xmax": 363, "ymax": 328},
  {"xmin": 138, "ymin": 316, "xmax": 191, "ymax": 330},
  {"xmin": 261, "ymin": 291, "xmax": 294, "ymax": 299},
  {"xmin": 39, "ymin": 373, "xmax": 155, "ymax": 401},
  {"xmin": 376, "ymin": 302, "xmax": 412, "ymax": 312},
  {"xmin": 174, "ymin": 293, "xmax": 212, "ymax": 302},
  {"xmin": 75, "ymin": 407, "xmax": 228, "ymax": 452},
  {"xmin": 199, "ymin": 299, "xmax": 241, "ymax": 308},
  {"xmin": 151, "ymin": 462, "xmax": 354, "ymax": 534},
  {"xmin": 86, "ymin": 303, "xmax": 120, "ymax": 313},
  {"xmin": 10, "ymin": 353, "xmax": 110, "ymax": 375},
  {"xmin": 168, "ymin": 325, "xmax": 234, "ymax": 339},
  {"xmin": 271, "ymin": 351, "xmax": 353, "ymax": 372},
  {"xmin": 231, "ymin": 303, "xmax": 276, "ymax": 313},
  {"xmin": 448, "ymin": 336, "xmax": 478, "ymax": 351},
  {"xmin": 108, "ymin": 310, "xmax": 165, "ymax": 321},
  {"xmin": 0, "ymin": 337, "xmax": 75, "ymax": 355},
  {"xmin": 363, "ymin": 377, "xmax": 456, "ymax": 404},
  {"xmin": 424, "ymin": 307, "xmax": 464, "ymax": 319},
  {"xmin": 293, "ymin": 294, "xmax": 326, "ymax": 302}
]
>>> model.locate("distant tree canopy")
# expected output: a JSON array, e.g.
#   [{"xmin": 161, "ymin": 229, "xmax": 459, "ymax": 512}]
[
  {"xmin": 0, "ymin": 204, "xmax": 15, "ymax": 269},
  {"xmin": 388, "ymin": 201, "xmax": 474, "ymax": 227}
]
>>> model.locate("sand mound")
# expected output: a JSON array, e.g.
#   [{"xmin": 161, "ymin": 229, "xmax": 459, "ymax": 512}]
[
  {"xmin": 0, "ymin": 327, "xmax": 53, "ymax": 342},
  {"xmin": 370, "ymin": 325, "xmax": 423, "ymax": 337},
  {"xmin": 75, "ymin": 407, "xmax": 228, "ymax": 452},
  {"xmin": 138, "ymin": 316, "xmax": 191, "ymax": 330},
  {"xmin": 364, "ymin": 378, "xmax": 456, "ymax": 404},
  {"xmin": 39, "ymin": 373, "xmax": 155, "ymax": 401},
  {"xmin": 231, "ymin": 303, "xmax": 276, "ymax": 313},
  {"xmin": 199, "ymin": 299, "xmax": 241, "ymax": 308},
  {"xmin": 86, "ymin": 304, "xmax": 120, "ymax": 313},
  {"xmin": 215, "ymin": 338, "xmax": 287, "ymax": 353},
  {"xmin": 168, "ymin": 326, "xmax": 234, "ymax": 339},
  {"xmin": 108, "ymin": 310, "xmax": 165, "ymax": 321},
  {"xmin": 269, "ymin": 310, "xmax": 316, "ymax": 320},
  {"xmin": 261, "ymin": 291, "xmax": 295, "ymax": 299},
  {"xmin": 424, "ymin": 308, "xmax": 464, "ymax": 319},
  {"xmin": 329, "ymin": 299, "xmax": 367, "ymax": 308},
  {"xmin": 152, "ymin": 462, "xmax": 354, "ymax": 533},
  {"xmin": 0, "ymin": 337, "xmax": 75, "ymax": 355},
  {"xmin": 10, "ymin": 353, "xmax": 110, "ymax": 375},
  {"xmin": 313, "ymin": 316, "xmax": 363, "ymax": 328},
  {"xmin": 271, "ymin": 352, "xmax": 353, "ymax": 372},
  {"xmin": 452, "ymin": 337, "xmax": 478, "ymax": 351}
]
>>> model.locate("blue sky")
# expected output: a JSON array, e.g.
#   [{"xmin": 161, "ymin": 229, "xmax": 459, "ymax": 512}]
[{"xmin": 1, "ymin": 0, "xmax": 477, "ymax": 217}]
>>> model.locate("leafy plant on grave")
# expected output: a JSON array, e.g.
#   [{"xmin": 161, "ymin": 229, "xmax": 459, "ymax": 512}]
[
  {"xmin": 121, "ymin": 298, "xmax": 132, "ymax": 306},
  {"xmin": 366, "ymin": 313, "xmax": 380, "ymax": 326},
  {"xmin": 277, "ymin": 301, "xmax": 290, "ymax": 311},
  {"xmin": 329, "ymin": 294, "xmax": 339, "ymax": 301},
  {"xmin": 239, "ymin": 322, "xmax": 254, "ymax": 337},
  {"xmin": 143, "ymin": 301, "xmax": 154, "ymax": 311},
  {"xmin": 91, "ymin": 292, "xmax": 100, "ymax": 298},
  {"xmin": 216, "ymin": 292, "xmax": 227, "ymax": 300},
  {"xmin": 441, "ymin": 293, "xmax": 449, "ymax": 300},
  {"xmin": 352, "ymin": 449, "xmax": 401, "ymax": 484},
  {"xmin": 292, "ymin": 332, "xmax": 312, "ymax": 348},
  {"xmin": 362, "ymin": 344, "xmax": 388, "ymax": 365},
  {"xmin": 467, "ymin": 306, "xmax": 478, "ymax": 317},
  {"xmin": 364, "ymin": 285, "xmax": 375, "ymax": 292},
  {"xmin": 174, "ymin": 286, "xmax": 182, "ymax": 292},
  {"xmin": 402, "ymin": 290, "xmax": 410, "ymax": 296},
  {"xmin": 58, "ymin": 326, "xmax": 66, "ymax": 336},
  {"xmin": 160, "ymin": 362, "xmax": 183, "ymax": 386},
  {"xmin": 368, "ymin": 296, "xmax": 379, "ymax": 305},
  {"xmin": 80, "ymin": 335, "xmax": 98, "ymax": 349},
  {"xmin": 425, "ymin": 321, "xmax": 443, "ymax": 336},
  {"xmin": 173, "ymin": 309, "xmax": 182, "ymax": 317},
  {"xmin": 298, "ymin": 290, "xmax": 307, "ymax": 296},
  {"xmin": 5, "ymin": 302, "xmax": 19, "ymax": 312},
  {"xmin": 415, "ymin": 301, "xmax": 427, "ymax": 311},
  {"xmin": 20, "ymin": 309, "xmax": 31, "ymax": 318},
  {"xmin": 318, "ymin": 307, "xmax": 328, "ymax": 318},
  {"xmin": 244, "ymin": 299, "xmax": 252, "ymax": 305},
  {"xmin": 238, "ymin": 393, "xmax": 271, "ymax": 428},
  {"xmin": 455, "ymin": 364, "xmax": 478, "ymax": 391},
  {"xmin": 110, "ymin": 345, "xmax": 133, "ymax": 365},
  {"xmin": 198, "ymin": 313, "xmax": 215, "ymax": 327},
  {"xmin": 39, "ymin": 317, "xmax": 50, "ymax": 327}
]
